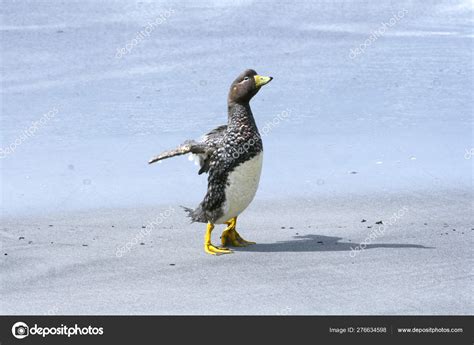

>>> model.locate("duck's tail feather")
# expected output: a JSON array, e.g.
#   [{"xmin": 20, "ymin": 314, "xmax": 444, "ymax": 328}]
[{"xmin": 181, "ymin": 205, "xmax": 207, "ymax": 223}]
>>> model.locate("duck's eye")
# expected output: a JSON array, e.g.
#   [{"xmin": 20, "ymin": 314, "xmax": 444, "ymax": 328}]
[{"xmin": 243, "ymin": 76, "xmax": 249, "ymax": 81}]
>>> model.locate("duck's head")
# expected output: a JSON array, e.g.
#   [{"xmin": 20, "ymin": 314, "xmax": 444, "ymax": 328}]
[{"xmin": 228, "ymin": 69, "xmax": 272, "ymax": 105}]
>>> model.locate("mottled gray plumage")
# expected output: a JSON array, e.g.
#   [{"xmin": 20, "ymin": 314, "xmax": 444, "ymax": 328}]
[{"xmin": 149, "ymin": 69, "xmax": 272, "ymax": 224}]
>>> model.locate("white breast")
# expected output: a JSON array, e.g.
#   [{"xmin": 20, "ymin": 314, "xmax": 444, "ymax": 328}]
[{"xmin": 215, "ymin": 152, "xmax": 263, "ymax": 224}]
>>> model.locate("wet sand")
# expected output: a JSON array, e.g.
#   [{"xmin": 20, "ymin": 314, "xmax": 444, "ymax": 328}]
[{"xmin": 1, "ymin": 189, "xmax": 472, "ymax": 315}]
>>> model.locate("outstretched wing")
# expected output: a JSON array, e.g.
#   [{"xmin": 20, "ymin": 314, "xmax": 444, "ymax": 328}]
[
  {"xmin": 195, "ymin": 125, "xmax": 227, "ymax": 174},
  {"xmin": 148, "ymin": 140, "xmax": 211, "ymax": 164},
  {"xmin": 202, "ymin": 125, "xmax": 227, "ymax": 147},
  {"xmin": 148, "ymin": 125, "xmax": 228, "ymax": 175}
]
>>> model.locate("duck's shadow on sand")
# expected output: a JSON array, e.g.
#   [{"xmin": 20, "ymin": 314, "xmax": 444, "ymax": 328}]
[{"xmin": 237, "ymin": 234, "xmax": 432, "ymax": 253}]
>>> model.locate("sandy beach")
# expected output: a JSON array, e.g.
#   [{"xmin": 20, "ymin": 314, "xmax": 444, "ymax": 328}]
[{"xmin": 1, "ymin": 189, "xmax": 472, "ymax": 315}]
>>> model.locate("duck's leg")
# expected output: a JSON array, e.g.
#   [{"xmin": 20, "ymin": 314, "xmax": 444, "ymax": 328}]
[
  {"xmin": 221, "ymin": 217, "xmax": 256, "ymax": 247},
  {"xmin": 204, "ymin": 222, "xmax": 233, "ymax": 255}
]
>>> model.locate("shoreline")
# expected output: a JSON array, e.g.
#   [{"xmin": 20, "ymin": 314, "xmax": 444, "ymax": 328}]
[{"xmin": 1, "ymin": 186, "xmax": 470, "ymax": 220}]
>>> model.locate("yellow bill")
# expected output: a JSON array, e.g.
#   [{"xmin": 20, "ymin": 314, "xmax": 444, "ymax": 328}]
[{"xmin": 254, "ymin": 75, "xmax": 273, "ymax": 88}]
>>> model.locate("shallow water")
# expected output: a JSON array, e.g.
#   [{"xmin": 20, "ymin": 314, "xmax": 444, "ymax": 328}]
[{"xmin": 1, "ymin": 0, "xmax": 472, "ymax": 216}]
